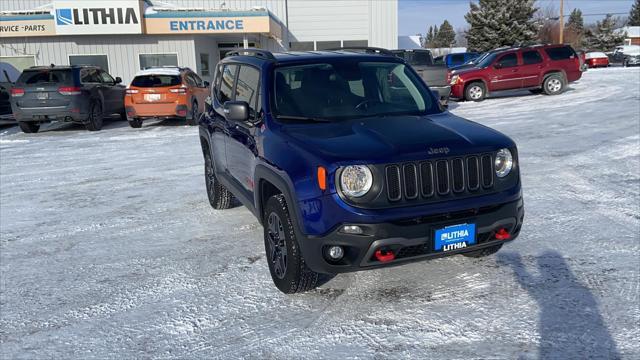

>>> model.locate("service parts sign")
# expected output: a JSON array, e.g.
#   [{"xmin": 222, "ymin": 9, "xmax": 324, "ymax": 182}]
[{"xmin": 54, "ymin": 0, "xmax": 143, "ymax": 35}]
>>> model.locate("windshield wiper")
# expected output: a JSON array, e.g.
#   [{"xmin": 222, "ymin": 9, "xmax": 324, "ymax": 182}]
[{"xmin": 275, "ymin": 115, "xmax": 332, "ymax": 123}]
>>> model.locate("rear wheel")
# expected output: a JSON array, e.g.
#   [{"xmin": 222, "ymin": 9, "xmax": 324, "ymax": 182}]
[
  {"xmin": 462, "ymin": 244, "xmax": 503, "ymax": 258},
  {"xmin": 187, "ymin": 101, "xmax": 199, "ymax": 126},
  {"xmin": 85, "ymin": 101, "xmax": 103, "ymax": 131},
  {"xmin": 264, "ymin": 194, "xmax": 320, "ymax": 293},
  {"xmin": 543, "ymin": 73, "xmax": 565, "ymax": 95},
  {"xmin": 18, "ymin": 122, "xmax": 40, "ymax": 133},
  {"xmin": 465, "ymin": 82, "xmax": 486, "ymax": 102},
  {"xmin": 204, "ymin": 151, "xmax": 233, "ymax": 209},
  {"xmin": 128, "ymin": 119, "xmax": 143, "ymax": 128}
]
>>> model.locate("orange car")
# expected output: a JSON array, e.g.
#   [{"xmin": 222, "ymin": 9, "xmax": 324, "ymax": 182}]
[{"xmin": 124, "ymin": 67, "xmax": 209, "ymax": 128}]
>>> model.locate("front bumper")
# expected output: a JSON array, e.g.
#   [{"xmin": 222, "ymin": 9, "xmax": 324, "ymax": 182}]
[{"xmin": 299, "ymin": 198, "xmax": 524, "ymax": 274}]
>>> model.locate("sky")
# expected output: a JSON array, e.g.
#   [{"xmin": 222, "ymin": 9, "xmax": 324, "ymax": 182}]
[{"xmin": 398, "ymin": 0, "xmax": 636, "ymax": 35}]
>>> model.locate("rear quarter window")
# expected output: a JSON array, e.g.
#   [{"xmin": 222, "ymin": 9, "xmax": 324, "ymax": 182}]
[
  {"xmin": 544, "ymin": 46, "xmax": 576, "ymax": 60},
  {"xmin": 131, "ymin": 75, "xmax": 181, "ymax": 87},
  {"xmin": 16, "ymin": 69, "xmax": 73, "ymax": 85}
]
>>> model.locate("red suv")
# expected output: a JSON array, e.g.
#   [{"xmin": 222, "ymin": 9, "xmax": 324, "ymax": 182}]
[{"xmin": 450, "ymin": 45, "xmax": 583, "ymax": 101}]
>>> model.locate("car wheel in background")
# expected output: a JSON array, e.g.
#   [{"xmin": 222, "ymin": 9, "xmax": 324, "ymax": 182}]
[
  {"xmin": 264, "ymin": 194, "xmax": 320, "ymax": 293},
  {"xmin": 187, "ymin": 101, "xmax": 199, "ymax": 126},
  {"xmin": 85, "ymin": 101, "xmax": 104, "ymax": 131},
  {"xmin": 18, "ymin": 122, "xmax": 40, "ymax": 134},
  {"xmin": 465, "ymin": 82, "xmax": 486, "ymax": 102},
  {"xmin": 128, "ymin": 119, "xmax": 143, "ymax": 128},
  {"xmin": 204, "ymin": 151, "xmax": 233, "ymax": 210},
  {"xmin": 462, "ymin": 244, "xmax": 503, "ymax": 258},
  {"xmin": 543, "ymin": 73, "xmax": 566, "ymax": 95}
]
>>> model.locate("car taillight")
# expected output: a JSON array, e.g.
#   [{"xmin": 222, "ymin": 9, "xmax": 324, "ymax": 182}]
[
  {"xmin": 125, "ymin": 89, "xmax": 139, "ymax": 95},
  {"xmin": 169, "ymin": 87, "xmax": 187, "ymax": 94},
  {"xmin": 10, "ymin": 88, "xmax": 25, "ymax": 97},
  {"xmin": 58, "ymin": 86, "xmax": 82, "ymax": 95}
]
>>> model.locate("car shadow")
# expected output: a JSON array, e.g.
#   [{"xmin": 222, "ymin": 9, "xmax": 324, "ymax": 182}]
[
  {"xmin": 496, "ymin": 251, "xmax": 620, "ymax": 359},
  {"xmin": 142, "ymin": 118, "xmax": 193, "ymax": 128},
  {"xmin": 36, "ymin": 118, "xmax": 129, "ymax": 133}
]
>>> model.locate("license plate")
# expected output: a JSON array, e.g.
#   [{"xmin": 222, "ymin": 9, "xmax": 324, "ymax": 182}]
[
  {"xmin": 144, "ymin": 94, "xmax": 161, "ymax": 102},
  {"xmin": 37, "ymin": 92, "xmax": 48, "ymax": 100},
  {"xmin": 434, "ymin": 223, "xmax": 476, "ymax": 252}
]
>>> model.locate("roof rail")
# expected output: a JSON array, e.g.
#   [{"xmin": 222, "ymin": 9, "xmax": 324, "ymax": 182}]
[
  {"xmin": 327, "ymin": 46, "xmax": 394, "ymax": 56},
  {"xmin": 225, "ymin": 48, "xmax": 276, "ymax": 60}
]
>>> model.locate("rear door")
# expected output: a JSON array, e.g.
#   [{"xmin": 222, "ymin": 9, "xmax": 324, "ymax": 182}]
[
  {"xmin": 520, "ymin": 49, "xmax": 544, "ymax": 87},
  {"xmin": 544, "ymin": 46, "xmax": 581, "ymax": 81},
  {"xmin": 14, "ymin": 69, "xmax": 75, "ymax": 110},
  {"xmin": 489, "ymin": 52, "xmax": 522, "ymax": 91},
  {"xmin": 185, "ymin": 71, "xmax": 208, "ymax": 112}
]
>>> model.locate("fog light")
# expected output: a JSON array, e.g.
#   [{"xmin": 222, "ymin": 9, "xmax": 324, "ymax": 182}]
[
  {"xmin": 327, "ymin": 246, "xmax": 344, "ymax": 260},
  {"xmin": 341, "ymin": 225, "xmax": 363, "ymax": 235}
]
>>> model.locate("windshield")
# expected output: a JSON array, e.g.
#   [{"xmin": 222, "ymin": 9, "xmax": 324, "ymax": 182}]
[
  {"xmin": 476, "ymin": 53, "xmax": 499, "ymax": 68},
  {"xmin": 467, "ymin": 52, "xmax": 487, "ymax": 64},
  {"xmin": 393, "ymin": 51, "xmax": 433, "ymax": 66},
  {"xmin": 131, "ymin": 75, "xmax": 181, "ymax": 87},
  {"xmin": 272, "ymin": 61, "xmax": 439, "ymax": 121}
]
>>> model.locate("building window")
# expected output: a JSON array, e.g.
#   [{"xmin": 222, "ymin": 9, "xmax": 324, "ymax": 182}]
[
  {"xmin": 199, "ymin": 53, "xmax": 210, "ymax": 76},
  {"xmin": 316, "ymin": 41, "xmax": 341, "ymax": 50},
  {"xmin": 343, "ymin": 40, "xmax": 368, "ymax": 48},
  {"xmin": 139, "ymin": 53, "xmax": 178, "ymax": 70},
  {"xmin": 0, "ymin": 56, "xmax": 35, "ymax": 81},
  {"xmin": 289, "ymin": 42, "xmax": 314, "ymax": 51},
  {"xmin": 69, "ymin": 55, "xmax": 109, "ymax": 72}
]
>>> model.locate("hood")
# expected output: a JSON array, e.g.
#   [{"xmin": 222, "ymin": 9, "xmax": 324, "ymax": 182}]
[
  {"xmin": 280, "ymin": 112, "xmax": 515, "ymax": 164},
  {"xmin": 451, "ymin": 66, "xmax": 485, "ymax": 77}
]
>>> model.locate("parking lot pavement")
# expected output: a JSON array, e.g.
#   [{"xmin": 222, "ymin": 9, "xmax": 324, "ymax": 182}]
[{"xmin": 1, "ymin": 67, "xmax": 639, "ymax": 359}]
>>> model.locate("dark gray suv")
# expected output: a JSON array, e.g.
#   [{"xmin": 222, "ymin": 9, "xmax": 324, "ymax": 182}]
[{"xmin": 10, "ymin": 65, "xmax": 126, "ymax": 133}]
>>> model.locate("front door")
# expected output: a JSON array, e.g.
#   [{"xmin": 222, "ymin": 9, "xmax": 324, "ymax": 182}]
[
  {"xmin": 98, "ymin": 70, "xmax": 124, "ymax": 114},
  {"xmin": 489, "ymin": 52, "xmax": 522, "ymax": 91},
  {"xmin": 225, "ymin": 65, "xmax": 261, "ymax": 196}
]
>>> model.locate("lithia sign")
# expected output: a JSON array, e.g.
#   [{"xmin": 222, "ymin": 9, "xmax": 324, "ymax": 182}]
[{"xmin": 53, "ymin": 0, "xmax": 143, "ymax": 35}]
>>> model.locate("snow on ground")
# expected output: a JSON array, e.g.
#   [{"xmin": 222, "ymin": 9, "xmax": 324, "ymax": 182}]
[{"xmin": 1, "ymin": 67, "xmax": 639, "ymax": 359}]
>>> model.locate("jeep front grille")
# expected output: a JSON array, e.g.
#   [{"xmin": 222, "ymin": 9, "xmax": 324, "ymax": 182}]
[{"xmin": 385, "ymin": 154, "xmax": 494, "ymax": 202}]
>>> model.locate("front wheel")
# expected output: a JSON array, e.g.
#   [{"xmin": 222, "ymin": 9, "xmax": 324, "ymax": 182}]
[
  {"xmin": 18, "ymin": 122, "xmax": 40, "ymax": 133},
  {"xmin": 543, "ymin": 74, "xmax": 565, "ymax": 95},
  {"xmin": 465, "ymin": 82, "xmax": 486, "ymax": 102},
  {"xmin": 187, "ymin": 101, "xmax": 199, "ymax": 126},
  {"xmin": 462, "ymin": 244, "xmax": 503, "ymax": 258},
  {"xmin": 204, "ymin": 151, "xmax": 233, "ymax": 209},
  {"xmin": 85, "ymin": 101, "xmax": 103, "ymax": 131},
  {"xmin": 264, "ymin": 194, "xmax": 320, "ymax": 293}
]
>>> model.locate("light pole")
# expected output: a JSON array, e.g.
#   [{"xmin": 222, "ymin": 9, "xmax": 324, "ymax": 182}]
[{"xmin": 559, "ymin": 0, "xmax": 564, "ymax": 44}]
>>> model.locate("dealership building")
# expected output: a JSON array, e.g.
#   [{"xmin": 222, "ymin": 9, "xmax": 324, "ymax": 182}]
[{"xmin": 0, "ymin": 0, "xmax": 397, "ymax": 83}]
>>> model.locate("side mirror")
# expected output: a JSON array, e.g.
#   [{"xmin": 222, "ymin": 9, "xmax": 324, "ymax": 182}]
[
  {"xmin": 223, "ymin": 101, "xmax": 249, "ymax": 122},
  {"xmin": 115, "ymin": 77, "xmax": 122, "ymax": 84},
  {"xmin": 493, "ymin": 63, "xmax": 503, "ymax": 69},
  {"xmin": 203, "ymin": 81, "xmax": 210, "ymax": 88}
]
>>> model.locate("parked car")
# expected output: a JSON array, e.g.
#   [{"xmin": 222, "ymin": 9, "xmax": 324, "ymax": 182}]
[
  {"xmin": 623, "ymin": 54, "xmax": 640, "ymax": 67},
  {"xmin": 442, "ymin": 52, "xmax": 481, "ymax": 68},
  {"xmin": 10, "ymin": 65, "xmax": 125, "ymax": 133},
  {"xmin": 199, "ymin": 48, "xmax": 524, "ymax": 293},
  {"xmin": 611, "ymin": 45, "xmax": 640, "ymax": 64},
  {"xmin": 391, "ymin": 49, "xmax": 451, "ymax": 106},
  {"xmin": 450, "ymin": 44, "xmax": 583, "ymax": 101},
  {"xmin": 124, "ymin": 67, "xmax": 209, "ymax": 128},
  {"xmin": 585, "ymin": 52, "xmax": 610, "ymax": 68}
]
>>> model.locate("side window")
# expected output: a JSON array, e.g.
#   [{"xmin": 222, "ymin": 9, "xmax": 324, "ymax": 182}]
[
  {"xmin": 192, "ymin": 72, "xmax": 203, "ymax": 87},
  {"xmin": 99, "ymin": 70, "xmax": 115, "ymax": 84},
  {"xmin": 212, "ymin": 64, "xmax": 223, "ymax": 99},
  {"xmin": 522, "ymin": 50, "xmax": 543, "ymax": 65},
  {"xmin": 217, "ymin": 64, "xmax": 237, "ymax": 103},
  {"xmin": 185, "ymin": 73, "xmax": 196, "ymax": 87},
  {"xmin": 450, "ymin": 54, "xmax": 465, "ymax": 64},
  {"xmin": 545, "ymin": 46, "xmax": 575, "ymax": 60},
  {"xmin": 81, "ymin": 69, "xmax": 101, "ymax": 83},
  {"xmin": 235, "ymin": 65, "xmax": 260, "ymax": 120},
  {"xmin": 496, "ymin": 53, "xmax": 518, "ymax": 68}
]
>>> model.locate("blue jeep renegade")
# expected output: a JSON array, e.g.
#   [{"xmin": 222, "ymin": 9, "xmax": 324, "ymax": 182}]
[{"xmin": 199, "ymin": 48, "xmax": 524, "ymax": 293}]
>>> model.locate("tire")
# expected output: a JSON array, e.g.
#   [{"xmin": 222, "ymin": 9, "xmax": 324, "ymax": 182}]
[
  {"xmin": 464, "ymin": 82, "xmax": 486, "ymax": 102},
  {"xmin": 204, "ymin": 151, "xmax": 233, "ymax": 210},
  {"xmin": 529, "ymin": 88, "xmax": 543, "ymax": 94},
  {"xmin": 187, "ymin": 101, "xmax": 199, "ymax": 126},
  {"xmin": 264, "ymin": 194, "xmax": 320, "ymax": 293},
  {"xmin": 462, "ymin": 244, "xmax": 503, "ymax": 258},
  {"xmin": 120, "ymin": 110, "xmax": 127, "ymax": 122},
  {"xmin": 85, "ymin": 101, "xmax": 103, "ymax": 131},
  {"xmin": 18, "ymin": 122, "xmax": 40, "ymax": 133},
  {"xmin": 542, "ymin": 73, "xmax": 565, "ymax": 95},
  {"xmin": 128, "ymin": 119, "xmax": 143, "ymax": 128}
]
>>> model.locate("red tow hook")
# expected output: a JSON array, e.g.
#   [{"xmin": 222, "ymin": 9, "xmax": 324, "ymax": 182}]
[
  {"xmin": 495, "ymin": 228, "xmax": 511, "ymax": 240},
  {"xmin": 374, "ymin": 248, "xmax": 395, "ymax": 263}
]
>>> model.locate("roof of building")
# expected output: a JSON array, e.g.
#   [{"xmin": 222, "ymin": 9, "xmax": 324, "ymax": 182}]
[
  {"xmin": 619, "ymin": 26, "xmax": 640, "ymax": 38},
  {"xmin": 397, "ymin": 36, "xmax": 422, "ymax": 49}
]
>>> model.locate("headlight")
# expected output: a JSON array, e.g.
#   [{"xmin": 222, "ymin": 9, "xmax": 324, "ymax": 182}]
[
  {"xmin": 494, "ymin": 148, "xmax": 514, "ymax": 178},
  {"xmin": 340, "ymin": 165, "xmax": 373, "ymax": 198},
  {"xmin": 450, "ymin": 75, "xmax": 459, "ymax": 85}
]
